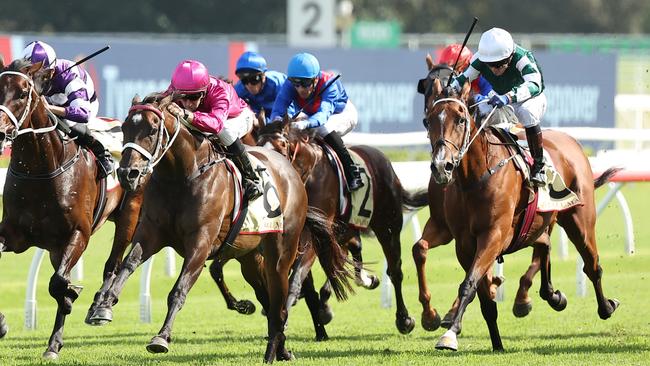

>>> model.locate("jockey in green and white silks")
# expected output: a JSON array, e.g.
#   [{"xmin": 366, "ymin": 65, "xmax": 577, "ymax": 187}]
[{"xmin": 449, "ymin": 27, "xmax": 547, "ymax": 187}]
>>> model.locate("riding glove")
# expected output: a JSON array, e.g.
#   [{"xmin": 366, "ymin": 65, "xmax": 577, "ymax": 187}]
[
  {"xmin": 473, "ymin": 94, "xmax": 488, "ymax": 104},
  {"xmin": 488, "ymin": 94, "xmax": 510, "ymax": 108}
]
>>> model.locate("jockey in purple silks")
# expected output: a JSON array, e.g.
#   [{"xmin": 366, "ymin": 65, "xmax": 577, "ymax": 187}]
[{"xmin": 20, "ymin": 40, "xmax": 114, "ymax": 177}]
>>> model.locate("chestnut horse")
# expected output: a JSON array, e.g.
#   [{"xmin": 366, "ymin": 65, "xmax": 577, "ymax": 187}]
[
  {"xmin": 425, "ymin": 78, "xmax": 619, "ymax": 351},
  {"xmin": 257, "ymin": 118, "xmax": 429, "ymax": 335},
  {"xmin": 0, "ymin": 59, "xmax": 141, "ymax": 359},
  {"xmin": 89, "ymin": 95, "xmax": 351, "ymax": 362}
]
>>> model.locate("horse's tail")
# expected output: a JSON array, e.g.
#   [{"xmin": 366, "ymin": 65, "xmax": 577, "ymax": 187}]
[
  {"xmin": 304, "ymin": 206, "xmax": 354, "ymax": 301},
  {"xmin": 401, "ymin": 187, "xmax": 429, "ymax": 213},
  {"xmin": 594, "ymin": 167, "xmax": 623, "ymax": 189}
]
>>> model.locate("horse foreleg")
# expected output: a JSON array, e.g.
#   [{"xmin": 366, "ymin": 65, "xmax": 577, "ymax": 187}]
[
  {"xmin": 146, "ymin": 246, "xmax": 209, "ymax": 354},
  {"xmin": 87, "ymin": 191, "xmax": 142, "ymax": 325},
  {"xmin": 208, "ymin": 259, "xmax": 256, "ymax": 315},
  {"xmin": 90, "ymin": 240, "xmax": 152, "ymax": 324},
  {"xmin": 436, "ymin": 233, "xmax": 503, "ymax": 352},
  {"xmin": 477, "ymin": 276, "xmax": 503, "ymax": 352},
  {"xmin": 413, "ymin": 217, "xmax": 452, "ymax": 331},
  {"xmin": 43, "ymin": 234, "xmax": 87, "ymax": 359},
  {"xmin": 146, "ymin": 248, "xmax": 208, "ymax": 352}
]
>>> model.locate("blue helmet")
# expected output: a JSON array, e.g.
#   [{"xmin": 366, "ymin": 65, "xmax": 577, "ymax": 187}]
[
  {"xmin": 236, "ymin": 51, "xmax": 267, "ymax": 74},
  {"xmin": 287, "ymin": 53, "xmax": 320, "ymax": 79}
]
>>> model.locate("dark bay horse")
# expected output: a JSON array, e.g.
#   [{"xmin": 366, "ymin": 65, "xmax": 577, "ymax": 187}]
[
  {"xmin": 257, "ymin": 118, "xmax": 428, "ymax": 335},
  {"xmin": 89, "ymin": 96, "xmax": 351, "ymax": 362},
  {"xmin": 0, "ymin": 59, "xmax": 141, "ymax": 359},
  {"xmin": 425, "ymin": 78, "xmax": 619, "ymax": 351}
]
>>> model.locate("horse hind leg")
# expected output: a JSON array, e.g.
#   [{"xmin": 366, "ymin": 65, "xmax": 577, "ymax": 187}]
[
  {"xmin": 301, "ymin": 271, "xmax": 329, "ymax": 341},
  {"xmin": 0, "ymin": 312, "xmax": 7, "ymax": 339},
  {"xmin": 535, "ymin": 233, "xmax": 568, "ymax": 312},
  {"xmin": 208, "ymin": 259, "xmax": 256, "ymax": 315},
  {"xmin": 558, "ymin": 210, "xmax": 619, "ymax": 319},
  {"xmin": 512, "ymin": 245, "xmax": 544, "ymax": 318}
]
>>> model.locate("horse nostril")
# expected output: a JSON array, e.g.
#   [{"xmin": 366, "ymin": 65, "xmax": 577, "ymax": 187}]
[
  {"xmin": 127, "ymin": 168, "xmax": 140, "ymax": 180},
  {"xmin": 444, "ymin": 162, "xmax": 454, "ymax": 172}
]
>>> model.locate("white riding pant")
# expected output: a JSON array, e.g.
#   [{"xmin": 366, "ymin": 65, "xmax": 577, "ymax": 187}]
[
  {"xmin": 309, "ymin": 101, "xmax": 358, "ymax": 138},
  {"xmin": 511, "ymin": 92, "xmax": 547, "ymax": 128},
  {"xmin": 216, "ymin": 107, "xmax": 256, "ymax": 146}
]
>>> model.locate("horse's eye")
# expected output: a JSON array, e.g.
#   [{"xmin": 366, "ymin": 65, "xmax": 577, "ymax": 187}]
[
  {"xmin": 17, "ymin": 89, "xmax": 29, "ymax": 99},
  {"xmin": 458, "ymin": 118, "xmax": 466, "ymax": 125}
]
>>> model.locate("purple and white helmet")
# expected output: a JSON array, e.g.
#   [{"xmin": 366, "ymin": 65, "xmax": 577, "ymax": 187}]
[{"xmin": 20, "ymin": 41, "xmax": 57, "ymax": 70}]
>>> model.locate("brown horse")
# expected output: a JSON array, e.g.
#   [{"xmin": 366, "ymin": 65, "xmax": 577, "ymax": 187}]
[
  {"xmin": 0, "ymin": 59, "xmax": 142, "ymax": 359},
  {"xmin": 424, "ymin": 78, "xmax": 619, "ymax": 351},
  {"xmin": 257, "ymin": 118, "xmax": 428, "ymax": 335},
  {"xmin": 89, "ymin": 95, "xmax": 351, "ymax": 362}
]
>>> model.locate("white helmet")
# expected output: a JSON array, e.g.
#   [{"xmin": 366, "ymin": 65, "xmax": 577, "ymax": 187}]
[{"xmin": 477, "ymin": 28, "xmax": 514, "ymax": 63}]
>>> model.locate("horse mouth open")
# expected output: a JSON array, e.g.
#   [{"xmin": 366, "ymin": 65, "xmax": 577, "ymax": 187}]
[{"xmin": 430, "ymin": 158, "xmax": 454, "ymax": 185}]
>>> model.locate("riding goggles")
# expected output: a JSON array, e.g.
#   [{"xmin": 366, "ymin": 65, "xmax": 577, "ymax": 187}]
[
  {"xmin": 289, "ymin": 77, "xmax": 315, "ymax": 88},
  {"xmin": 178, "ymin": 92, "xmax": 204, "ymax": 101},
  {"xmin": 486, "ymin": 57, "xmax": 511, "ymax": 69},
  {"xmin": 239, "ymin": 73, "xmax": 263, "ymax": 86}
]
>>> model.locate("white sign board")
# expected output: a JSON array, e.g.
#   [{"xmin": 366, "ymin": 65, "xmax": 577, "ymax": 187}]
[{"xmin": 287, "ymin": 0, "xmax": 336, "ymax": 48}]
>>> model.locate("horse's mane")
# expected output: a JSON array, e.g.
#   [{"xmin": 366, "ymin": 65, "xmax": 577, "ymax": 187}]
[{"xmin": 6, "ymin": 59, "xmax": 31, "ymax": 72}]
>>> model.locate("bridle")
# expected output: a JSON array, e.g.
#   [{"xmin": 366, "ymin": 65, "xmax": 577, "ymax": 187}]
[
  {"xmin": 122, "ymin": 104, "xmax": 181, "ymax": 177},
  {"xmin": 0, "ymin": 71, "xmax": 57, "ymax": 141}
]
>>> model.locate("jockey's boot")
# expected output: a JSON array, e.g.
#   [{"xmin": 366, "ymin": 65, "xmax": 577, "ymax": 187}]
[
  {"xmin": 324, "ymin": 131, "xmax": 364, "ymax": 191},
  {"xmin": 525, "ymin": 125, "xmax": 546, "ymax": 187},
  {"xmin": 227, "ymin": 138, "xmax": 263, "ymax": 201},
  {"xmin": 69, "ymin": 123, "xmax": 114, "ymax": 178}
]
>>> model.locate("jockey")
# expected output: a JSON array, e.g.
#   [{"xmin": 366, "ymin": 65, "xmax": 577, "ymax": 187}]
[
  {"xmin": 448, "ymin": 28, "xmax": 547, "ymax": 187},
  {"xmin": 270, "ymin": 52, "xmax": 364, "ymax": 191},
  {"xmin": 164, "ymin": 60, "xmax": 263, "ymax": 201},
  {"xmin": 234, "ymin": 51, "xmax": 294, "ymax": 124},
  {"xmin": 19, "ymin": 40, "xmax": 114, "ymax": 178}
]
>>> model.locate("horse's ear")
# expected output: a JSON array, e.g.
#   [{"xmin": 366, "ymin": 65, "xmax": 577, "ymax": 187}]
[
  {"xmin": 132, "ymin": 94, "xmax": 142, "ymax": 105},
  {"xmin": 426, "ymin": 53, "xmax": 434, "ymax": 71},
  {"xmin": 25, "ymin": 61, "xmax": 44, "ymax": 76},
  {"xmin": 0, "ymin": 54, "xmax": 5, "ymax": 70},
  {"xmin": 460, "ymin": 81, "xmax": 471, "ymax": 104}
]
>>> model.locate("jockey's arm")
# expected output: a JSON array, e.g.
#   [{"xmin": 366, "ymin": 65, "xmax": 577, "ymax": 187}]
[{"xmin": 270, "ymin": 81, "xmax": 294, "ymax": 121}]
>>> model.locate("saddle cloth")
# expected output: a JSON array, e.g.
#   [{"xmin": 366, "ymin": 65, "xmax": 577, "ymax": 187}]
[
  {"xmin": 494, "ymin": 122, "xmax": 581, "ymax": 212},
  {"xmin": 226, "ymin": 153, "xmax": 283, "ymax": 234},
  {"xmin": 88, "ymin": 116, "xmax": 122, "ymax": 190},
  {"xmin": 322, "ymin": 144, "xmax": 374, "ymax": 229}
]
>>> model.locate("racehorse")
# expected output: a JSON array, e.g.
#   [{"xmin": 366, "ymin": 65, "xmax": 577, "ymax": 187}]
[
  {"xmin": 89, "ymin": 95, "xmax": 352, "ymax": 362},
  {"xmin": 424, "ymin": 77, "xmax": 619, "ymax": 351},
  {"xmin": 257, "ymin": 117, "xmax": 429, "ymax": 335},
  {"xmin": 0, "ymin": 60, "xmax": 142, "ymax": 359}
]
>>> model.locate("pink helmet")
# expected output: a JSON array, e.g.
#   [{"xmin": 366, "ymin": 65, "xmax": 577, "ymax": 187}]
[{"xmin": 171, "ymin": 60, "xmax": 210, "ymax": 93}]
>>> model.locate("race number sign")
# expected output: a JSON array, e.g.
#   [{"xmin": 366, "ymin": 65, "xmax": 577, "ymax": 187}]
[{"xmin": 287, "ymin": 0, "xmax": 336, "ymax": 47}]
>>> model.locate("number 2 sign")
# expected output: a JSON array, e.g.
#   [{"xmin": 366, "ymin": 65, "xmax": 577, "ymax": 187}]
[{"xmin": 288, "ymin": 0, "xmax": 336, "ymax": 48}]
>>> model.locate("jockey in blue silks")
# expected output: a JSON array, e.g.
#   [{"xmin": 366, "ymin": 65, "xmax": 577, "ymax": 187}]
[
  {"xmin": 270, "ymin": 52, "xmax": 364, "ymax": 191},
  {"xmin": 234, "ymin": 51, "xmax": 294, "ymax": 124}
]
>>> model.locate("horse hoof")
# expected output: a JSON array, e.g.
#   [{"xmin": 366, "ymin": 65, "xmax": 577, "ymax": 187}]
[
  {"xmin": 440, "ymin": 311, "xmax": 454, "ymax": 329},
  {"xmin": 368, "ymin": 275, "xmax": 380, "ymax": 290},
  {"xmin": 599, "ymin": 298, "xmax": 620, "ymax": 320},
  {"xmin": 235, "ymin": 300, "xmax": 256, "ymax": 315},
  {"xmin": 435, "ymin": 329, "xmax": 458, "ymax": 351},
  {"xmin": 396, "ymin": 315, "xmax": 415, "ymax": 335},
  {"xmin": 318, "ymin": 306, "xmax": 334, "ymax": 325},
  {"xmin": 315, "ymin": 332, "xmax": 329, "ymax": 342},
  {"xmin": 276, "ymin": 349, "xmax": 295, "ymax": 361},
  {"xmin": 421, "ymin": 310, "xmax": 441, "ymax": 332},
  {"xmin": 0, "ymin": 314, "xmax": 8, "ymax": 339},
  {"xmin": 549, "ymin": 290, "xmax": 568, "ymax": 312},
  {"xmin": 512, "ymin": 301, "xmax": 533, "ymax": 318},
  {"xmin": 42, "ymin": 351, "xmax": 59, "ymax": 360},
  {"xmin": 90, "ymin": 307, "xmax": 113, "ymax": 323},
  {"xmin": 146, "ymin": 336, "xmax": 169, "ymax": 354}
]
